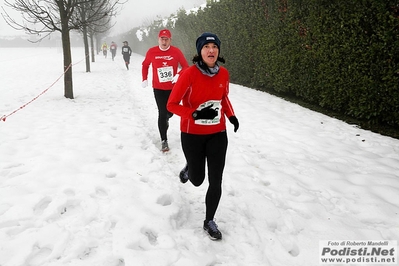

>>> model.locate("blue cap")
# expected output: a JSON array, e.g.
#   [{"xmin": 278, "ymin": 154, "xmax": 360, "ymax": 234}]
[{"xmin": 196, "ymin": 32, "xmax": 221, "ymax": 55}]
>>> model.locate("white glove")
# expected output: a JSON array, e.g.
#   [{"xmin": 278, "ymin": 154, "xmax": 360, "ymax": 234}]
[
  {"xmin": 141, "ymin": 80, "xmax": 148, "ymax": 88},
  {"xmin": 172, "ymin": 74, "xmax": 180, "ymax": 84}
]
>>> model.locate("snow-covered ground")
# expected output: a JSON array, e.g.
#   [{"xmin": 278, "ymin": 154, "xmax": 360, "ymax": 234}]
[{"xmin": 0, "ymin": 47, "xmax": 398, "ymax": 266}]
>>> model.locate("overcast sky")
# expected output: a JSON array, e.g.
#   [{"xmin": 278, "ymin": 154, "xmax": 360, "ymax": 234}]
[{"xmin": 0, "ymin": 0, "xmax": 206, "ymax": 37}]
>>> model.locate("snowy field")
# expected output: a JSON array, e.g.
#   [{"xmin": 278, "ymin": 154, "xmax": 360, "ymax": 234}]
[{"xmin": 0, "ymin": 47, "xmax": 398, "ymax": 266}]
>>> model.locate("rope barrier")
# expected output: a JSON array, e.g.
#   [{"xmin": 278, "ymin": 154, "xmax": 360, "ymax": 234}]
[{"xmin": 1, "ymin": 56, "xmax": 86, "ymax": 122}]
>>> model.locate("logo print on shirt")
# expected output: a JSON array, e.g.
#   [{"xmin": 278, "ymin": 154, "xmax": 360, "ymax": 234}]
[{"xmin": 155, "ymin": 56, "xmax": 174, "ymax": 60}]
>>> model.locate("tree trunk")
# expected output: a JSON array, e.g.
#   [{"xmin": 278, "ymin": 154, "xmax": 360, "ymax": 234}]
[
  {"xmin": 80, "ymin": 4, "xmax": 90, "ymax": 73},
  {"xmin": 83, "ymin": 25, "xmax": 90, "ymax": 72},
  {"xmin": 57, "ymin": 0, "xmax": 73, "ymax": 99},
  {"xmin": 96, "ymin": 35, "xmax": 102, "ymax": 54},
  {"xmin": 61, "ymin": 29, "xmax": 74, "ymax": 99},
  {"xmin": 90, "ymin": 34, "xmax": 95, "ymax": 63}
]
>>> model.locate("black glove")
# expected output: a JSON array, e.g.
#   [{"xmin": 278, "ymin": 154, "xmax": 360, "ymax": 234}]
[
  {"xmin": 229, "ymin": 116, "xmax": 239, "ymax": 132},
  {"xmin": 192, "ymin": 104, "xmax": 218, "ymax": 120}
]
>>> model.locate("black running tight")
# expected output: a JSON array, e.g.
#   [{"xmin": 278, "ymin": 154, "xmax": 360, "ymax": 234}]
[
  {"xmin": 181, "ymin": 131, "xmax": 228, "ymax": 221},
  {"xmin": 153, "ymin": 89, "xmax": 173, "ymax": 141}
]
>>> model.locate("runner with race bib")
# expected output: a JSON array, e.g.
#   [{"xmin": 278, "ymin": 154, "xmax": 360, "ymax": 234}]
[{"xmin": 141, "ymin": 29, "xmax": 189, "ymax": 152}]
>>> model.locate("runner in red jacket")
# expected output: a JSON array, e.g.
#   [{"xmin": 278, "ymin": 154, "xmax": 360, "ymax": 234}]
[
  {"xmin": 167, "ymin": 64, "xmax": 235, "ymax": 135},
  {"xmin": 110, "ymin": 41, "xmax": 117, "ymax": 61},
  {"xmin": 167, "ymin": 32, "xmax": 239, "ymax": 240},
  {"xmin": 142, "ymin": 29, "xmax": 189, "ymax": 152}
]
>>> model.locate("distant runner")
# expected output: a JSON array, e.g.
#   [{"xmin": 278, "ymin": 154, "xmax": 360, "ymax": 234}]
[
  {"xmin": 121, "ymin": 41, "xmax": 132, "ymax": 70},
  {"xmin": 101, "ymin": 42, "xmax": 108, "ymax": 58},
  {"xmin": 110, "ymin": 41, "xmax": 117, "ymax": 61}
]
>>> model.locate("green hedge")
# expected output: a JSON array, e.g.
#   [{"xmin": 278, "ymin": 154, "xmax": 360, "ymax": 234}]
[{"xmin": 123, "ymin": 0, "xmax": 399, "ymax": 128}]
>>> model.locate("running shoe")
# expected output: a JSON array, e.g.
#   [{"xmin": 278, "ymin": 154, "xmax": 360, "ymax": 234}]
[
  {"xmin": 203, "ymin": 220, "xmax": 222, "ymax": 240},
  {"xmin": 161, "ymin": 140, "xmax": 169, "ymax": 152},
  {"xmin": 179, "ymin": 164, "xmax": 189, "ymax": 183}
]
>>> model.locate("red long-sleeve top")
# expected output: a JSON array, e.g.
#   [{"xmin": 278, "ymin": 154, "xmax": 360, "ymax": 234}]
[
  {"xmin": 142, "ymin": 46, "xmax": 189, "ymax": 90},
  {"xmin": 167, "ymin": 65, "xmax": 236, "ymax": 135}
]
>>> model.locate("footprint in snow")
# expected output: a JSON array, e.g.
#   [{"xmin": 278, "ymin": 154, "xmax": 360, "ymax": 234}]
[
  {"xmin": 63, "ymin": 188, "xmax": 75, "ymax": 196},
  {"xmin": 127, "ymin": 228, "xmax": 158, "ymax": 250},
  {"xmin": 26, "ymin": 245, "xmax": 52, "ymax": 265},
  {"xmin": 156, "ymin": 194, "xmax": 173, "ymax": 206},
  {"xmin": 57, "ymin": 199, "xmax": 81, "ymax": 216},
  {"xmin": 142, "ymin": 228, "xmax": 158, "ymax": 246},
  {"xmin": 106, "ymin": 172, "xmax": 117, "ymax": 178},
  {"xmin": 94, "ymin": 186, "xmax": 108, "ymax": 198},
  {"xmin": 102, "ymin": 257, "xmax": 125, "ymax": 266},
  {"xmin": 288, "ymin": 243, "xmax": 300, "ymax": 257},
  {"xmin": 33, "ymin": 196, "xmax": 52, "ymax": 215},
  {"xmin": 99, "ymin": 157, "xmax": 111, "ymax": 162},
  {"xmin": 115, "ymin": 144, "xmax": 124, "ymax": 150}
]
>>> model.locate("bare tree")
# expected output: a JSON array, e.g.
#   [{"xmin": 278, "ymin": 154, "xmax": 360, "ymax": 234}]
[
  {"xmin": 1, "ymin": 0, "xmax": 123, "ymax": 99},
  {"xmin": 88, "ymin": 22, "xmax": 110, "ymax": 63},
  {"xmin": 77, "ymin": 0, "xmax": 120, "ymax": 72}
]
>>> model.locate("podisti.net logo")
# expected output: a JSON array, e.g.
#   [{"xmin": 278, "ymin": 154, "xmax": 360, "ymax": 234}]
[{"xmin": 319, "ymin": 240, "xmax": 397, "ymax": 264}]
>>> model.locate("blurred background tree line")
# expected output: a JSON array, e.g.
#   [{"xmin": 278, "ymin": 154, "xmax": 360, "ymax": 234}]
[{"xmin": 116, "ymin": 0, "xmax": 399, "ymax": 137}]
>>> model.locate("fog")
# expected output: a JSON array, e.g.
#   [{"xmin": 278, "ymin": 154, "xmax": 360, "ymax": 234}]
[
  {"xmin": 112, "ymin": 0, "xmax": 206, "ymax": 34},
  {"xmin": 0, "ymin": 0, "xmax": 206, "ymax": 37}
]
